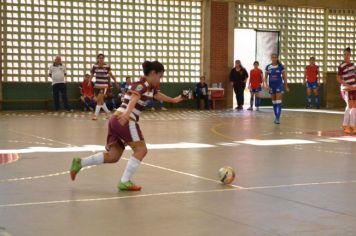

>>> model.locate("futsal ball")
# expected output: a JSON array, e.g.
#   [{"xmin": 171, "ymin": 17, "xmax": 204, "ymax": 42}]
[
  {"xmin": 218, "ymin": 166, "xmax": 235, "ymax": 184},
  {"xmin": 181, "ymin": 89, "xmax": 192, "ymax": 100}
]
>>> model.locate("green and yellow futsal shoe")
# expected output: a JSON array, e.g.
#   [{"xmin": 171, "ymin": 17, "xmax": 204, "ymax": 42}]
[{"xmin": 70, "ymin": 157, "xmax": 82, "ymax": 181}]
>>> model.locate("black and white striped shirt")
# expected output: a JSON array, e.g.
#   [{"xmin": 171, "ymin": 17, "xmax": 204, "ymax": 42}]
[{"xmin": 90, "ymin": 64, "xmax": 111, "ymax": 88}]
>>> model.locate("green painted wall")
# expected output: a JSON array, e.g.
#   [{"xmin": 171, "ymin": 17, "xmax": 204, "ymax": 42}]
[
  {"xmin": 1, "ymin": 82, "xmax": 197, "ymax": 110},
  {"xmin": 0, "ymin": 82, "xmax": 324, "ymax": 110}
]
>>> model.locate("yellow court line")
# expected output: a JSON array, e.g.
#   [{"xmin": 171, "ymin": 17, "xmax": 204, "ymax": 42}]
[
  {"xmin": 210, "ymin": 122, "xmax": 236, "ymax": 141},
  {"xmin": 210, "ymin": 120, "xmax": 269, "ymax": 141}
]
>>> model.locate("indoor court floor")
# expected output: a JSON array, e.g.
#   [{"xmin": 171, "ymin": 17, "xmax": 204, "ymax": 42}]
[{"xmin": 0, "ymin": 108, "xmax": 356, "ymax": 236}]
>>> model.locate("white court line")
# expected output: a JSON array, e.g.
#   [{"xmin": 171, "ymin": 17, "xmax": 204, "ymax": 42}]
[
  {"xmin": 0, "ymin": 143, "xmax": 215, "ymax": 154},
  {"xmin": 237, "ymin": 139, "xmax": 317, "ymax": 146},
  {"xmin": 9, "ymin": 130, "xmax": 74, "ymax": 147},
  {"xmin": 1, "ymin": 179, "xmax": 356, "ymax": 208},
  {"xmin": 261, "ymin": 107, "xmax": 344, "ymax": 115},
  {"xmin": 0, "ymin": 188, "xmax": 237, "ymax": 208},
  {"xmin": 125, "ymin": 157, "xmax": 243, "ymax": 189},
  {"xmin": 1, "ymin": 144, "xmax": 356, "ymax": 207},
  {"xmin": 283, "ymin": 108, "xmax": 344, "ymax": 115},
  {"xmin": 0, "ymin": 166, "xmax": 95, "ymax": 183},
  {"xmin": 242, "ymin": 179, "xmax": 356, "ymax": 190},
  {"xmin": 330, "ymin": 136, "xmax": 356, "ymax": 142}
]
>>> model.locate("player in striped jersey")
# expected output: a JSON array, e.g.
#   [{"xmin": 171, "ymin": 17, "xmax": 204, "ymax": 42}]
[
  {"xmin": 304, "ymin": 57, "xmax": 320, "ymax": 109},
  {"xmin": 70, "ymin": 61, "xmax": 184, "ymax": 191},
  {"xmin": 90, "ymin": 54, "xmax": 117, "ymax": 120},
  {"xmin": 337, "ymin": 47, "xmax": 356, "ymax": 134}
]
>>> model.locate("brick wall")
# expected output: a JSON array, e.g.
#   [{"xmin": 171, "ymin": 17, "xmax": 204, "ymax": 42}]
[{"xmin": 210, "ymin": 1, "xmax": 230, "ymax": 107}]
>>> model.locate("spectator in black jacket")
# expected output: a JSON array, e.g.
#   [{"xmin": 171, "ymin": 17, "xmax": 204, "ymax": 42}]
[
  {"xmin": 195, "ymin": 76, "xmax": 209, "ymax": 110},
  {"xmin": 230, "ymin": 60, "xmax": 248, "ymax": 110}
]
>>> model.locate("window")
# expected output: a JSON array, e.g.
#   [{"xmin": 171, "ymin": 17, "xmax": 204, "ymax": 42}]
[
  {"xmin": 235, "ymin": 3, "xmax": 326, "ymax": 83},
  {"xmin": 1, "ymin": 0, "xmax": 202, "ymax": 83},
  {"xmin": 326, "ymin": 9, "xmax": 356, "ymax": 72}
]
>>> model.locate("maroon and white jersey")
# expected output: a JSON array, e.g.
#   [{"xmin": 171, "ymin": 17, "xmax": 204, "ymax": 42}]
[
  {"xmin": 91, "ymin": 64, "xmax": 111, "ymax": 89},
  {"xmin": 338, "ymin": 62, "xmax": 356, "ymax": 86},
  {"xmin": 117, "ymin": 77, "xmax": 159, "ymax": 121}
]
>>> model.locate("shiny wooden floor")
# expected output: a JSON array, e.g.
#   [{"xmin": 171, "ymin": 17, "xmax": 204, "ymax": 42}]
[{"xmin": 0, "ymin": 108, "xmax": 355, "ymax": 236}]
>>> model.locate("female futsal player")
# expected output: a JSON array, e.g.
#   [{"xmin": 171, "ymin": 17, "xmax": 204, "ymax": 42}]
[
  {"xmin": 337, "ymin": 47, "xmax": 356, "ymax": 134},
  {"xmin": 304, "ymin": 57, "xmax": 320, "ymax": 109},
  {"xmin": 70, "ymin": 61, "xmax": 184, "ymax": 191},
  {"xmin": 90, "ymin": 54, "xmax": 117, "ymax": 120},
  {"xmin": 248, "ymin": 61, "xmax": 263, "ymax": 111},
  {"xmin": 264, "ymin": 54, "xmax": 289, "ymax": 124}
]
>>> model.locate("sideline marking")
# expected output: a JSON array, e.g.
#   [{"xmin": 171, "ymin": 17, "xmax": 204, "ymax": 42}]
[
  {"xmin": 0, "ymin": 143, "xmax": 215, "ymax": 154},
  {"xmin": 0, "ymin": 166, "xmax": 95, "ymax": 183},
  {"xmin": 1, "ymin": 179, "xmax": 356, "ymax": 208}
]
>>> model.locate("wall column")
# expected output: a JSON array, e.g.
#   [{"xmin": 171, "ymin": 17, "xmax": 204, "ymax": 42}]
[{"xmin": 210, "ymin": 1, "xmax": 230, "ymax": 108}]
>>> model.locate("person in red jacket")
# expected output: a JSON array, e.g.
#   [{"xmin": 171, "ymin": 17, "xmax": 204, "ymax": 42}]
[
  {"xmin": 79, "ymin": 74, "xmax": 95, "ymax": 111},
  {"xmin": 304, "ymin": 57, "xmax": 320, "ymax": 109},
  {"xmin": 248, "ymin": 61, "xmax": 263, "ymax": 111}
]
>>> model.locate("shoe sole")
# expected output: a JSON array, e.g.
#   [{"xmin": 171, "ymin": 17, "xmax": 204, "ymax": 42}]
[
  {"xmin": 70, "ymin": 171, "xmax": 77, "ymax": 181},
  {"xmin": 118, "ymin": 186, "xmax": 142, "ymax": 191}
]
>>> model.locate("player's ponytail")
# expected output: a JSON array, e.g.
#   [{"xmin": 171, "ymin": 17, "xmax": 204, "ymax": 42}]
[{"xmin": 142, "ymin": 60, "xmax": 165, "ymax": 76}]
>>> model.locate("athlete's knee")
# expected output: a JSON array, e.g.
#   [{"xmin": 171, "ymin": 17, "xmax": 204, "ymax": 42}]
[
  {"xmin": 104, "ymin": 152, "xmax": 120, "ymax": 163},
  {"xmin": 134, "ymin": 147, "xmax": 148, "ymax": 159},
  {"xmin": 107, "ymin": 156, "xmax": 120, "ymax": 163}
]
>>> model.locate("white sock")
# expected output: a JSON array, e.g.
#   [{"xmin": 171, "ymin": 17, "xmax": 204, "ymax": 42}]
[
  {"xmin": 95, "ymin": 105, "xmax": 102, "ymax": 117},
  {"xmin": 81, "ymin": 152, "xmax": 104, "ymax": 167},
  {"xmin": 343, "ymin": 108, "xmax": 351, "ymax": 126},
  {"xmin": 102, "ymin": 103, "xmax": 110, "ymax": 113},
  {"xmin": 350, "ymin": 108, "xmax": 356, "ymax": 127},
  {"xmin": 121, "ymin": 156, "xmax": 141, "ymax": 182}
]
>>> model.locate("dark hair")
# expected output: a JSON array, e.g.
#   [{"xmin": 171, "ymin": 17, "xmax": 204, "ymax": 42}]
[
  {"xmin": 310, "ymin": 56, "xmax": 315, "ymax": 60},
  {"xmin": 271, "ymin": 53, "xmax": 282, "ymax": 66},
  {"xmin": 344, "ymin": 47, "xmax": 351, "ymax": 53},
  {"xmin": 125, "ymin": 76, "xmax": 131, "ymax": 81},
  {"xmin": 85, "ymin": 73, "xmax": 90, "ymax": 77},
  {"xmin": 96, "ymin": 54, "xmax": 105, "ymax": 64},
  {"xmin": 142, "ymin": 60, "xmax": 165, "ymax": 76},
  {"xmin": 235, "ymin": 60, "xmax": 243, "ymax": 69},
  {"xmin": 253, "ymin": 61, "xmax": 259, "ymax": 65}
]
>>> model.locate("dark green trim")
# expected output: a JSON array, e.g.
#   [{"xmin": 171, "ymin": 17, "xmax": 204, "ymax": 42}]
[
  {"xmin": 0, "ymin": 82, "xmax": 325, "ymax": 110},
  {"xmin": 1, "ymin": 82, "xmax": 197, "ymax": 110}
]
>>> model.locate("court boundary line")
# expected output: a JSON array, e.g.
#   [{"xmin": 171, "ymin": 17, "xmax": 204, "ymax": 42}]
[
  {"xmin": 1, "ymin": 179, "xmax": 356, "ymax": 208},
  {"xmin": 1, "ymin": 110, "xmax": 354, "ymax": 209},
  {"xmin": 0, "ymin": 166, "xmax": 95, "ymax": 183}
]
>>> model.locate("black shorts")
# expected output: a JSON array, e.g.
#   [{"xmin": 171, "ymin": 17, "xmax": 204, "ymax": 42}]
[{"xmin": 94, "ymin": 88, "xmax": 107, "ymax": 96}]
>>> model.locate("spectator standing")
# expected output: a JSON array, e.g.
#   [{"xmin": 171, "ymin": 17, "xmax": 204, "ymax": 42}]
[
  {"xmin": 230, "ymin": 60, "xmax": 248, "ymax": 110},
  {"xmin": 48, "ymin": 55, "xmax": 71, "ymax": 111}
]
